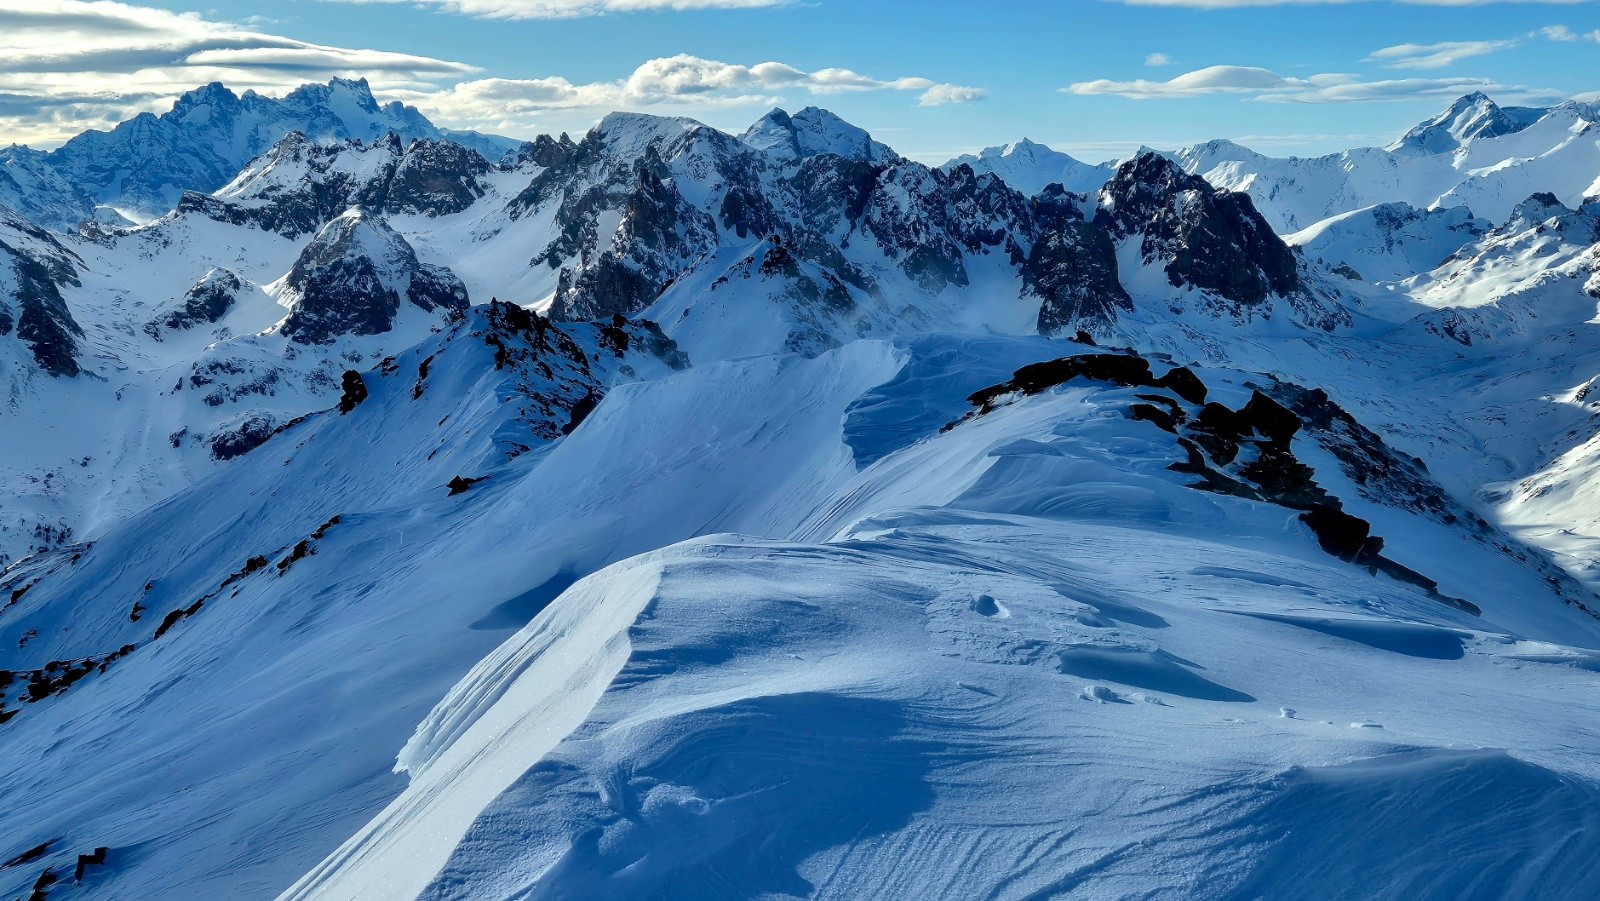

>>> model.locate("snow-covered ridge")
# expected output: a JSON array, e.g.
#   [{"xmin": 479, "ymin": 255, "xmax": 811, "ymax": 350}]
[
  {"xmin": 5, "ymin": 81, "xmax": 1600, "ymax": 901},
  {"xmin": 1179, "ymin": 93, "xmax": 1600, "ymax": 233}
]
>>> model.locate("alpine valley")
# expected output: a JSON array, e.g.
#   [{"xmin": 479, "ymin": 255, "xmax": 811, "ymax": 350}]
[{"xmin": 5, "ymin": 79, "xmax": 1600, "ymax": 900}]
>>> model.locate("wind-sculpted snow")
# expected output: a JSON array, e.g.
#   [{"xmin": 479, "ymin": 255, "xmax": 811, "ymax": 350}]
[{"xmin": 8, "ymin": 82, "xmax": 1600, "ymax": 901}]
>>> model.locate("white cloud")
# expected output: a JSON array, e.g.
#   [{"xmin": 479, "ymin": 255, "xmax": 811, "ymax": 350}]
[
  {"xmin": 1067, "ymin": 65, "xmax": 1312, "ymax": 99},
  {"xmin": 399, "ymin": 54, "xmax": 985, "ymax": 133},
  {"xmin": 1534, "ymin": 24, "xmax": 1579, "ymax": 40},
  {"xmin": 0, "ymin": 4, "xmax": 978, "ymax": 146},
  {"xmin": 1107, "ymin": 0, "xmax": 1595, "ymax": 6},
  {"xmin": 1365, "ymin": 40, "xmax": 1518, "ymax": 69},
  {"xmin": 1145, "ymin": 52, "xmax": 1174, "ymax": 66},
  {"xmin": 918, "ymin": 84, "xmax": 988, "ymax": 106},
  {"xmin": 0, "ymin": 0, "xmax": 477, "ymax": 144},
  {"xmin": 321, "ymin": 0, "xmax": 790, "ymax": 19},
  {"xmin": 1063, "ymin": 64, "xmax": 1562, "ymax": 104}
]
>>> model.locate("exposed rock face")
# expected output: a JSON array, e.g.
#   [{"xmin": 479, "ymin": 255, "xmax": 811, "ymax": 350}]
[
  {"xmin": 1027, "ymin": 189, "xmax": 1130, "ymax": 335},
  {"xmin": 280, "ymin": 210, "xmax": 468, "ymax": 344},
  {"xmin": 508, "ymin": 134, "xmax": 578, "ymax": 171},
  {"xmin": 954, "ymin": 350, "xmax": 1600, "ymax": 618},
  {"xmin": 1, "ymin": 209, "xmax": 83, "ymax": 377},
  {"xmin": 147, "ymin": 269, "xmax": 247, "ymax": 337},
  {"xmin": 338, "ymin": 371, "xmax": 369, "ymax": 414},
  {"xmin": 1100, "ymin": 152, "xmax": 1301, "ymax": 309},
  {"xmin": 183, "ymin": 132, "xmax": 493, "ymax": 238}
]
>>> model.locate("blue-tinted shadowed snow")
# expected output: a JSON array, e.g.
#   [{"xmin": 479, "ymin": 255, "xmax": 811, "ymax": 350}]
[
  {"xmin": 842, "ymin": 332, "xmax": 1065, "ymax": 467},
  {"xmin": 1216, "ymin": 749, "xmax": 1600, "ymax": 899},
  {"xmin": 1237, "ymin": 612, "xmax": 1469, "ymax": 660},
  {"xmin": 419, "ymin": 694, "xmax": 937, "ymax": 901}
]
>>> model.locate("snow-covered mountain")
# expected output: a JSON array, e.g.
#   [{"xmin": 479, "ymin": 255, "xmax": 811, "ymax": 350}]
[
  {"xmin": 942, "ymin": 137, "xmax": 1116, "ymax": 196},
  {"xmin": 1177, "ymin": 93, "xmax": 1600, "ymax": 233},
  {"xmin": 0, "ymin": 79, "xmax": 515, "ymax": 231},
  {"xmin": 6, "ymin": 82, "xmax": 1600, "ymax": 900}
]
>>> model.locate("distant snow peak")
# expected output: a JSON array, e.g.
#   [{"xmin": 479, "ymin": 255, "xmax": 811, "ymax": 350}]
[
  {"xmin": 740, "ymin": 106, "xmax": 897, "ymax": 164},
  {"xmin": 943, "ymin": 137, "xmax": 1114, "ymax": 196},
  {"xmin": 1388, "ymin": 91, "xmax": 1541, "ymax": 156},
  {"xmin": 0, "ymin": 78, "xmax": 516, "ymax": 231}
]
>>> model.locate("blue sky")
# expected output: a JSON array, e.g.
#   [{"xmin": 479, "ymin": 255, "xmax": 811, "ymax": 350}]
[{"xmin": 3, "ymin": 0, "xmax": 1598, "ymax": 162}]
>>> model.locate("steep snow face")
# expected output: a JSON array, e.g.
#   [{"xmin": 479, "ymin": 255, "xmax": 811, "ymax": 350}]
[
  {"xmin": 942, "ymin": 138, "xmax": 1116, "ymax": 196},
  {"xmin": 740, "ymin": 106, "xmax": 897, "ymax": 164},
  {"xmin": 0, "ymin": 79, "xmax": 515, "ymax": 230},
  {"xmin": 1179, "ymin": 94, "xmax": 1600, "ymax": 233},
  {"xmin": 1388, "ymin": 92, "xmax": 1543, "ymax": 156},
  {"xmin": 1289, "ymin": 202, "xmax": 1490, "ymax": 284}
]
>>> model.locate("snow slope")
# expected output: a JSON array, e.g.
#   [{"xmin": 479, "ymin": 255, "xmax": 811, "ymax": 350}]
[
  {"xmin": 5, "ymin": 84, "xmax": 1600, "ymax": 901},
  {"xmin": 1178, "ymin": 95, "xmax": 1600, "ymax": 233},
  {"xmin": 942, "ymin": 138, "xmax": 1116, "ymax": 196},
  {"xmin": 282, "ymin": 337, "xmax": 1600, "ymax": 900}
]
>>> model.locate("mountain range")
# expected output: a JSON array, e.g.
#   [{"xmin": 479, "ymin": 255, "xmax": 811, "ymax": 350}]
[{"xmin": 4, "ymin": 79, "xmax": 1600, "ymax": 900}]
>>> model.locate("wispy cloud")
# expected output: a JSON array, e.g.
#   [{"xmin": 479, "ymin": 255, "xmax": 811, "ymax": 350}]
[
  {"xmin": 320, "ymin": 0, "xmax": 790, "ymax": 19},
  {"xmin": 1145, "ymin": 52, "xmax": 1173, "ymax": 66},
  {"xmin": 0, "ymin": 2, "xmax": 979, "ymax": 146},
  {"xmin": 1365, "ymin": 40, "xmax": 1518, "ymax": 69},
  {"xmin": 1063, "ymin": 64, "xmax": 1562, "ymax": 103},
  {"xmin": 1537, "ymin": 24, "xmax": 1600, "ymax": 41},
  {"xmin": 1533, "ymin": 24, "xmax": 1579, "ymax": 40},
  {"xmin": 0, "ymin": 0, "xmax": 476, "ymax": 144},
  {"xmin": 1105, "ymin": 0, "xmax": 1594, "ymax": 6},
  {"xmin": 399, "ymin": 54, "xmax": 985, "ymax": 132}
]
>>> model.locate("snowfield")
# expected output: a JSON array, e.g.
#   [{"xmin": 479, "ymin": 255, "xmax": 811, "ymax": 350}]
[{"xmin": 5, "ymin": 82, "xmax": 1600, "ymax": 900}]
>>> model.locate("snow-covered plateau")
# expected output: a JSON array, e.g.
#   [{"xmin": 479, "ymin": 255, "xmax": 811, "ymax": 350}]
[{"xmin": 5, "ymin": 82, "xmax": 1600, "ymax": 900}]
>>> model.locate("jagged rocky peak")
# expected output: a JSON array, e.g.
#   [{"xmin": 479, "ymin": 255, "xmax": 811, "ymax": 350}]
[
  {"xmin": 741, "ymin": 106, "xmax": 897, "ymax": 164},
  {"xmin": 0, "ymin": 207, "xmax": 83, "ymax": 377},
  {"xmin": 1388, "ymin": 92, "xmax": 1542, "ymax": 155},
  {"xmin": 0, "ymin": 78, "xmax": 517, "ymax": 231},
  {"xmin": 1099, "ymin": 151, "xmax": 1301, "ymax": 309},
  {"xmin": 188, "ymin": 130, "xmax": 492, "ymax": 237},
  {"xmin": 1494, "ymin": 192, "xmax": 1600, "ymax": 245},
  {"xmin": 279, "ymin": 209, "xmax": 468, "ymax": 344},
  {"xmin": 146, "ymin": 269, "xmax": 249, "ymax": 338},
  {"xmin": 509, "ymin": 133, "xmax": 578, "ymax": 171},
  {"xmin": 1026, "ymin": 185, "xmax": 1131, "ymax": 336}
]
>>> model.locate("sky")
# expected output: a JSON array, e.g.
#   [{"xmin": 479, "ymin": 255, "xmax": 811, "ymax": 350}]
[{"xmin": 1, "ymin": 0, "xmax": 1598, "ymax": 163}]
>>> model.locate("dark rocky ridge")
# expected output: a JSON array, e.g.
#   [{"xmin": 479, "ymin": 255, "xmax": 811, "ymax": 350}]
[
  {"xmin": 1, "ymin": 213, "xmax": 84, "ymax": 377},
  {"xmin": 959, "ymin": 351, "xmax": 1600, "ymax": 618}
]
